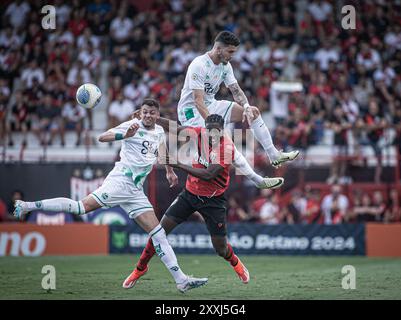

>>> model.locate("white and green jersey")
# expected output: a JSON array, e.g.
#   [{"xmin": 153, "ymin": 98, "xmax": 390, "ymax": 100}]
[
  {"xmin": 177, "ymin": 52, "xmax": 237, "ymax": 122},
  {"xmin": 109, "ymin": 119, "xmax": 165, "ymax": 188}
]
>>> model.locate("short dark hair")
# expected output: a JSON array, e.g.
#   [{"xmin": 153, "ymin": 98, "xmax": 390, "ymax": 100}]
[
  {"xmin": 141, "ymin": 98, "xmax": 160, "ymax": 110},
  {"xmin": 214, "ymin": 31, "xmax": 240, "ymax": 47},
  {"xmin": 205, "ymin": 114, "xmax": 224, "ymax": 128}
]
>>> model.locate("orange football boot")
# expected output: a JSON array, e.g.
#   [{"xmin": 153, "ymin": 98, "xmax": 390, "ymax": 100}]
[
  {"xmin": 233, "ymin": 258, "xmax": 250, "ymax": 284},
  {"xmin": 122, "ymin": 266, "xmax": 148, "ymax": 289}
]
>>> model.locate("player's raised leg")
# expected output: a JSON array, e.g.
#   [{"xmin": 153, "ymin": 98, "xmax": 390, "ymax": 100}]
[
  {"xmin": 125, "ymin": 210, "xmax": 208, "ymax": 293},
  {"xmin": 230, "ymin": 102, "xmax": 299, "ymax": 168},
  {"xmin": 211, "ymin": 236, "xmax": 250, "ymax": 284},
  {"xmin": 233, "ymin": 145, "xmax": 284, "ymax": 189},
  {"xmin": 13, "ymin": 194, "xmax": 100, "ymax": 219}
]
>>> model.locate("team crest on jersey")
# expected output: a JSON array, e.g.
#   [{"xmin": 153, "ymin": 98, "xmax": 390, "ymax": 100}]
[
  {"xmin": 222, "ymin": 72, "xmax": 227, "ymax": 80},
  {"xmin": 138, "ymin": 131, "xmax": 144, "ymax": 137}
]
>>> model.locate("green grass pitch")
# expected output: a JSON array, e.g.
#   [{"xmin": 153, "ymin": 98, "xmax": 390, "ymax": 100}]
[{"xmin": 1, "ymin": 255, "xmax": 400, "ymax": 300}]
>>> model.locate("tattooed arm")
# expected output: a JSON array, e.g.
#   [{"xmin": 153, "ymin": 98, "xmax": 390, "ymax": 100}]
[
  {"xmin": 228, "ymin": 82, "xmax": 255, "ymax": 124},
  {"xmin": 228, "ymin": 82, "xmax": 249, "ymax": 107}
]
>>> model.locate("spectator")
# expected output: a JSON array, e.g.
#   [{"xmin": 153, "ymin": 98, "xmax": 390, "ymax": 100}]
[
  {"xmin": 67, "ymin": 60, "xmax": 92, "ymax": 86},
  {"xmin": 164, "ymin": 42, "xmax": 197, "ymax": 79},
  {"xmin": 356, "ymin": 42, "xmax": 381, "ymax": 75},
  {"xmin": 258, "ymin": 190, "xmax": 280, "ymax": 224},
  {"xmin": 321, "ymin": 184, "xmax": 349, "ymax": 224},
  {"xmin": 109, "ymin": 8, "xmax": 133, "ymax": 54},
  {"xmin": 109, "ymin": 56, "xmax": 134, "ymax": 87},
  {"xmin": 9, "ymin": 90, "xmax": 29, "ymax": 147},
  {"xmin": 54, "ymin": 0, "xmax": 72, "ymax": 28},
  {"xmin": 77, "ymin": 43, "xmax": 102, "ymax": 73},
  {"xmin": 33, "ymin": 94, "xmax": 64, "ymax": 146},
  {"xmin": 62, "ymin": 98, "xmax": 87, "ymax": 146},
  {"xmin": 275, "ymin": 7, "xmax": 296, "ymax": 47},
  {"xmin": 314, "ymin": 40, "xmax": 339, "ymax": 72},
  {"xmin": 20, "ymin": 60, "xmax": 45, "ymax": 89},
  {"xmin": 4, "ymin": 0, "xmax": 30, "ymax": 30},
  {"xmin": 352, "ymin": 191, "xmax": 386, "ymax": 222},
  {"xmin": 0, "ymin": 78, "xmax": 10, "ymax": 143},
  {"xmin": 108, "ymin": 93, "xmax": 135, "ymax": 128},
  {"xmin": 233, "ymin": 40, "xmax": 259, "ymax": 80},
  {"xmin": 307, "ymin": 0, "xmax": 333, "ymax": 23},
  {"xmin": 384, "ymin": 189, "xmax": 401, "ymax": 223},
  {"xmin": 227, "ymin": 196, "xmax": 249, "ymax": 222},
  {"xmin": 357, "ymin": 98, "xmax": 388, "ymax": 182},
  {"xmin": 77, "ymin": 27, "xmax": 101, "ymax": 49},
  {"xmin": 123, "ymin": 78, "xmax": 149, "ymax": 108},
  {"xmin": 0, "ymin": 26, "xmax": 23, "ymax": 51},
  {"xmin": 326, "ymin": 105, "xmax": 351, "ymax": 184},
  {"xmin": 68, "ymin": 9, "xmax": 88, "ymax": 37}
]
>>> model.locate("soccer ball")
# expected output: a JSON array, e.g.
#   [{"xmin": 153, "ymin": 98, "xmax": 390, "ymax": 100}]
[{"xmin": 76, "ymin": 83, "xmax": 102, "ymax": 109}]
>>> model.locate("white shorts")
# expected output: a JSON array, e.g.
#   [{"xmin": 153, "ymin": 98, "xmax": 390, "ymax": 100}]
[
  {"xmin": 178, "ymin": 100, "xmax": 234, "ymax": 126},
  {"xmin": 91, "ymin": 165, "xmax": 154, "ymax": 219}
]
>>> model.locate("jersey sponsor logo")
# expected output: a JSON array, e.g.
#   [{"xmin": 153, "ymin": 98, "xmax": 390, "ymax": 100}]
[
  {"xmin": 204, "ymin": 82, "xmax": 215, "ymax": 94},
  {"xmin": 141, "ymin": 140, "xmax": 158, "ymax": 156},
  {"xmin": 194, "ymin": 152, "xmax": 210, "ymax": 167}
]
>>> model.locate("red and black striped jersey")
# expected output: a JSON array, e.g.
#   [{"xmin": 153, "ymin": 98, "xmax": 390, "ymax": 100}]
[{"xmin": 185, "ymin": 127, "xmax": 234, "ymax": 197}]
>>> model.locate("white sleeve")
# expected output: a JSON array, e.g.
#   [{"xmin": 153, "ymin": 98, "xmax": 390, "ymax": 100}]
[
  {"xmin": 224, "ymin": 62, "xmax": 237, "ymax": 86},
  {"xmin": 188, "ymin": 60, "xmax": 205, "ymax": 90},
  {"xmin": 109, "ymin": 120, "xmax": 136, "ymax": 135}
]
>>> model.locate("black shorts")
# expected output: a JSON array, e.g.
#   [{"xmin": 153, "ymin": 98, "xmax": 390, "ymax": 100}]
[{"xmin": 165, "ymin": 189, "xmax": 228, "ymax": 237}]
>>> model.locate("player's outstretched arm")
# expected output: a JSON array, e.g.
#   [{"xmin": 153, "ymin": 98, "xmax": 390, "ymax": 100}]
[
  {"xmin": 98, "ymin": 123, "xmax": 139, "ymax": 142},
  {"xmin": 156, "ymin": 117, "xmax": 190, "ymax": 135},
  {"xmin": 170, "ymin": 162, "xmax": 224, "ymax": 181},
  {"xmin": 158, "ymin": 140, "xmax": 179, "ymax": 188}
]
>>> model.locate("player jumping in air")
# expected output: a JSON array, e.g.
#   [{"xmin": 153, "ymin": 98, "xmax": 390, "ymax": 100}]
[
  {"xmin": 123, "ymin": 114, "xmax": 274, "ymax": 288},
  {"xmin": 177, "ymin": 31, "xmax": 299, "ymax": 187},
  {"xmin": 13, "ymin": 98, "xmax": 208, "ymax": 293}
]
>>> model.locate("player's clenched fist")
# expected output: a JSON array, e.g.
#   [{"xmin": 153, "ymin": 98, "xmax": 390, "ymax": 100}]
[{"xmin": 124, "ymin": 123, "xmax": 140, "ymax": 138}]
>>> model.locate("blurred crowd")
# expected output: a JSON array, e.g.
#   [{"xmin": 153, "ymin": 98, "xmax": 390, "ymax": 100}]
[
  {"xmin": 1, "ymin": 183, "xmax": 400, "ymax": 223},
  {"xmin": 0, "ymin": 0, "xmax": 400, "ymax": 182},
  {"xmin": 226, "ymin": 183, "xmax": 401, "ymax": 224}
]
